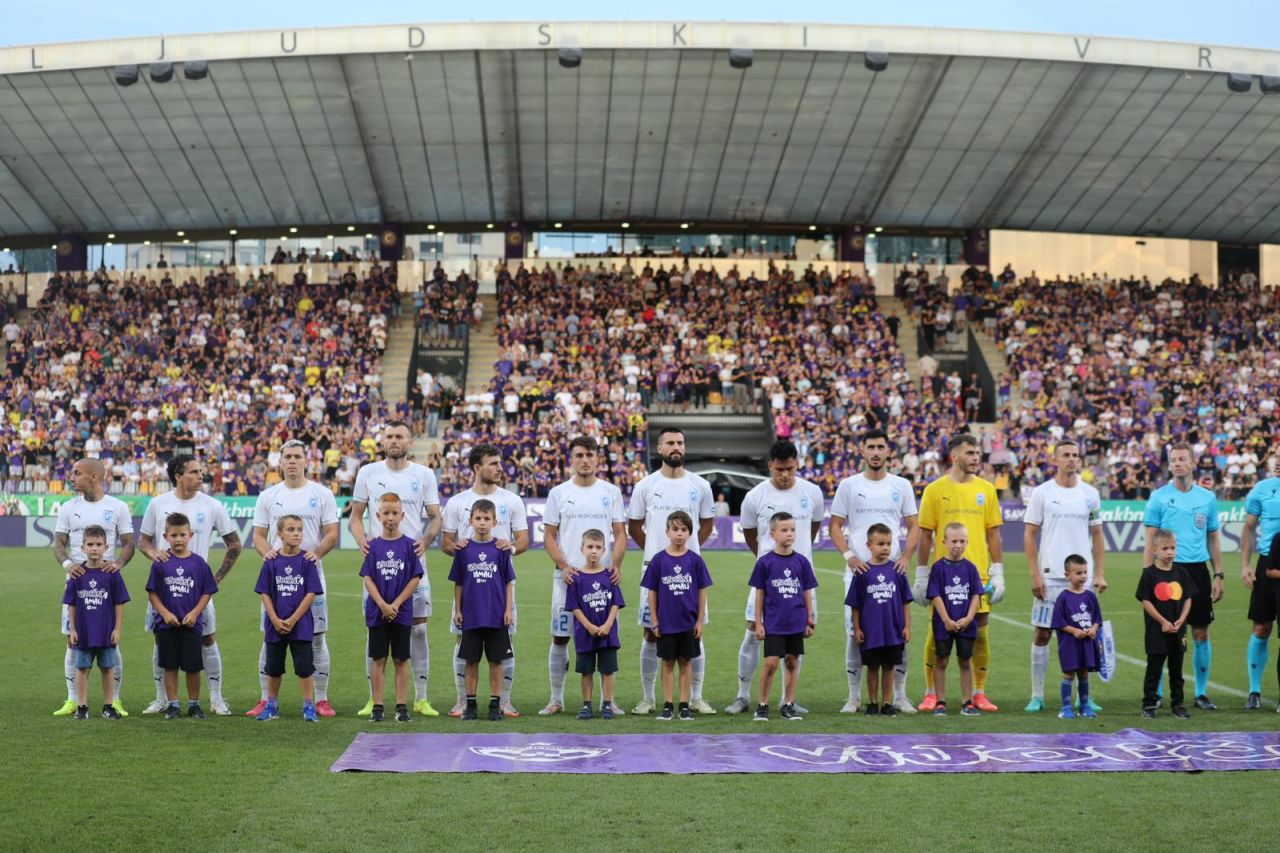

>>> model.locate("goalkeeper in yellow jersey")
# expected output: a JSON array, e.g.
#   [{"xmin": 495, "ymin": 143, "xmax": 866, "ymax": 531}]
[{"xmin": 913, "ymin": 434, "xmax": 1004, "ymax": 712}]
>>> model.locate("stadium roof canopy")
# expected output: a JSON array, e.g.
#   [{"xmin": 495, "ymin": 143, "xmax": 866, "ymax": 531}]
[{"xmin": 3, "ymin": 21, "xmax": 1280, "ymax": 245}]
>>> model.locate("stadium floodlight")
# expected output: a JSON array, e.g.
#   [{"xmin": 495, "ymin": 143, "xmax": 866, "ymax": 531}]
[
  {"xmin": 874, "ymin": 226, "xmax": 883, "ymax": 232},
  {"xmin": 680, "ymin": 223, "xmax": 690, "ymax": 229},
  {"xmin": 1226, "ymin": 73, "xmax": 1253, "ymax": 93},
  {"xmin": 728, "ymin": 48, "xmax": 753, "ymax": 70},
  {"xmin": 427, "ymin": 224, "xmax": 436, "ymax": 230},
  {"xmin": 114, "ymin": 65, "xmax": 140, "ymax": 87},
  {"xmin": 143, "ymin": 240, "xmax": 151, "ymax": 246},
  {"xmin": 553, "ymin": 222, "xmax": 563, "ymax": 229},
  {"xmin": 149, "ymin": 62, "xmax": 174, "ymax": 83},
  {"xmin": 808, "ymin": 224, "xmax": 817, "ymax": 231},
  {"xmin": 347, "ymin": 225, "xmax": 356, "ymax": 231},
  {"xmin": 1261, "ymin": 76, "xmax": 1280, "ymax": 94},
  {"xmin": 558, "ymin": 47, "xmax": 582, "ymax": 69},
  {"xmin": 107, "ymin": 233, "xmax": 115, "ymax": 239},
  {"xmin": 865, "ymin": 51, "xmax": 889, "ymax": 73},
  {"xmin": 229, "ymin": 229, "xmax": 237, "ymax": 235},
  {"xmin": 289, "ymin": 226, "xmax": 298, "ymax": 233},
  {"xmin": 486, "ymin": 223, "xmax": 495, "ymax": 229},
  {"xmin": 620, "ymin": 222, "xmax": 630, "ymax": 228},
  {"xmin": 183, "ymin": 60, "xmax": 209, "ymax": 81},
  {"xmin": 176, "ymin": 230, "xmax": 185, "ymax": 237}
]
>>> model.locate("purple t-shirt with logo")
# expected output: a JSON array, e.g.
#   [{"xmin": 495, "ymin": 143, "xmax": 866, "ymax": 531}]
[
  {"xmin": 447, "ymin": 540, "xmax": 516, "ymax": 630},
  {"xmin": 640, "ymin": 550, "xmax": 713, "ymax": 634},
  {"xmin": 145, "ymin": 554, "xmax": 218, "ymax": 632},
  {"xmin": 359, "ymin": 535, "xmax": 425, "ymax": 627},
  {"xmin": 748, "ymin": 551, "xmax": 818, "ymax": 636},
  {"xmin": 565, "ymin": 570, "xmax": 625, "ymax": 651},
  {"xmin": 62, "ymin": 568, "xmax": 131, "ymax": 649},
  {"xmin": 255, "ymin": 553, "xmax": 324, "ymax": 642},
  {"xmin": 926, "ymin": 557, "xmax": 983, "ymax": 639},
  {"xmin": 845, "ymin": 562, "xmax": 913, "ymax": 650}
]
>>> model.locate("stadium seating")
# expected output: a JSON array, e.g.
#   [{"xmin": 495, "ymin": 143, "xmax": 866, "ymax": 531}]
[{"xmin": 0, "ymin": 265, "xmax": 399, "ymax": 496}]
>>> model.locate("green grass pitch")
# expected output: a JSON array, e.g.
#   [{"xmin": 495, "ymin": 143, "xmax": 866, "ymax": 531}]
[{"xmin": 2, "ymin": 546, "xmax": 1275, "ymax": 851}]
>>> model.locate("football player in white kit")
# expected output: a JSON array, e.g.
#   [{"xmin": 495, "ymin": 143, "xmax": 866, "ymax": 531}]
[
  {"xmin": 348, "ymin": 421, "xmax": 443, "ymax": 717},
  {"xmin": 1023, "ymin": 439, "xmax": 1106, "ymax": 713},
  {"xmin": 541, "ymin": 436, "xmax": 627, "ymax": 715},
  {"xmin": 627, "ymin": 427, "xmax": 715, "ymax": 715},
  {"xmin": 828, "ymin": 430, "xmax": 920, "ymax": 714},
  {"xmin": 138, "ymin": 454, "xmax": 243, "ymax": 715},
  {"xmin": 726, "ymin": 440, "xmax": 824, "ymax": 715},
  {"xmin": 53, "ymin": 458, "xmax": 136, "ymax": 716},
  {"xmin": 247, "ymin": 440, "xmax": 340, "ymax": 717},
  {"xmin": 441, "ymin": 443, "xmax": 529, "ymax": 717}
]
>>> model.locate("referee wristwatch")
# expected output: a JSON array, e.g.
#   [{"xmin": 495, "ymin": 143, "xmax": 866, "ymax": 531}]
[{"xmin": 1213, "ymin": 571, "xmax": 1225, "ymax": 580}]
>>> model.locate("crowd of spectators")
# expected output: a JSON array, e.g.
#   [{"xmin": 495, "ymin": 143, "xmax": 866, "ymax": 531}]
[
  {"xmin": 434, "ymin": 259, "xmax": 974, "ymax": 497},
  {"xmin": 1, "ymin": 264, "xmax": 400, "ymax": 497},
  {"xmin": 981, "ymin": 271, "xmax": 1277, "ymax": 500}
]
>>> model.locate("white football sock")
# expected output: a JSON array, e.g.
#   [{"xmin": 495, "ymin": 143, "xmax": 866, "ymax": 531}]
[
  {"xmin": 455, "ymin": 647, "xmax": 467, "ymax": 703},
  {"xmin": 113, "ymin": 648, "xmax": 123, "ymax": 698},
  {"xmin": 501, "ymin": 655, "xmax": 516, "ymax": 704},
  {"xmin": 64, "ymin": 648, "xmax": 77, "ymax": 702},
  {"xmin": 1031, "ymin": 643, "xmax": 1050, "ymax": 700},
  {"xmin": 203, "ymin": 643, "xmax": 223, "ymax": 704},
  {"xmin": 846, "ymin": 635, "xmax": 863, "ymax": 702},
  {"xmin": 312, "ymin": 634, "xmax": 330, "ymax": 701},
  {"xmin": 548, "ymin": 642, "xmax": 569, "ymax": 705},
  {"xmin": 258, "ymin": 642, "xmax": 269, "ymax": 701},
  {"xmin": 737, "ymin": 630, "xmax": 760, "ymax": 702},
  {"xmin": 411, "ymin": 623, "xmax": 430, "ymax": 701},
  {"xmin": 691, "ymin": 641, "xmax": 706, "ymax": 701},
  {"xmin": 640, "ymin": 638, "xmax": 659, "ymax": 703},
  {"xmin": 153, "ymin": 644, "xmax": 167, "ymax": 703},
  {"xmin": 893, "ymin": 642, "xmax": 909, "ymax": 703}
]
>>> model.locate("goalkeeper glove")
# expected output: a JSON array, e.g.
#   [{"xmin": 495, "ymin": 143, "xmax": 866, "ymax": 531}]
[
  {"xmin": 987, "ymin": 562, "xmax": 1006, "ymax": 604},
  {"xmin": 912, "ymin": 566, "xmax": 929, "ymax": 607}
]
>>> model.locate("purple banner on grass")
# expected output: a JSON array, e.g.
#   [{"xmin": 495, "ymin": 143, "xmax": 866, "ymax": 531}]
[{"xmin": 332, "ymin": 730, "xmax": 1280, "ymax": 775}]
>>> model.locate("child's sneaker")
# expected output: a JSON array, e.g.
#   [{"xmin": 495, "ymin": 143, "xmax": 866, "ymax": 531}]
[
  {"xmin": 187, "ymin": 704, "xmax": 207, "ymax": 720},
  {"xmin": 600, "ymin": 703, "xmax": 614, "ymax": 720},
  {"xmin": 780, "ymin": 703, "xmax": 803, "ymax": 721},
  {"xmin": 302, "ymin": 704, "xmax": 318, "ymax": 723},
  {"xmin": 371, "ymin": 705, "xmax": 385, "ymax": 723},
  {"xmin": 164, "ymin": 705, "xmax": 181, "ymax": 720},
  {"xmin": 1058, "ymin": 705, "xmax": 1076, "ymax": 719},
  {"xmin": 657, "ymin": 704, "xmax": 675, "ymax": 721},
  {"xmin": 753, "ymin": 704, "xmax": 769, "ymax": 722},
  {"xmin": 678, "ymin": 705, "xmax": 695, "ymax": 722},
  {"xmin": 881, "ymin": 704, "xmax": 898, "ymax": 717},
  {"xmin": 487, "ymin": 701, "xmax": 503, "ymax": 722},
  {"xmin": 933, "ymin": 702, "xmax": 948, "ymax": 716},
  {"xmin": 1141, "ymin": 706, "xmax": 1158, "ymax": 719},
  {"xmin": 1080, "ymin": 705, "xmax": 1098, "ymax": 719},
  {"xmin": 960, "ymin": 701, "xmax": 981, "ymax": 716},
  {"xmin": 1171, "ymin": 705, "xmax": 1191, "ymax": 719},
  {"xmin": 395, "ymin": 704, "xmax": 411, "ymax": 723},
  {"xmin": 256, "ymin": 702, "xmax": 280, "ymax": 722},
  {"xmin": 461, "ymin": 705, "xmax": 478, "ymax": 721},
  {"xmin": 865, "ymin": 702, "xmax": 880, "ymax": 716},
  {"xmin": 102, "ymin": 705, "xmax": 122, "ymax": 720},
  {"xmin": 73, "ymin": 706, "xmax": 89, "ymax": 721},
  {"xmin": 577, "ymin": 704, "xmax": 594, "ymax": 720}
]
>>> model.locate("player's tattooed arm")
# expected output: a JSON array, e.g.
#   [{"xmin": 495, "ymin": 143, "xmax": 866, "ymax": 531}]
[
  {"xmin": 53, "ymin": 532, "xmax": 71, "ymax": 574},
  {"xmin": 216, "ymin": 532, "xmax": 243, "ymax": 583},
  {"xmin": 110, "ymin": 533, "xmax": 136, "ymax": 573}
]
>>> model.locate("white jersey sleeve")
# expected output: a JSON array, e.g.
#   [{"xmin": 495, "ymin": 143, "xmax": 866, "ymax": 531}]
[
  {"xmin": 610, "ymin": 483, "xmax": 626, "ymax": 526},
  {"xmin": 252, "ymin": 491, "xmax": 272, "ymax": 533},
  {"xmin": 740, "ymin": 488, "xmax": 761, "ymax": 532},
  {"xmin": 898, "ymin": 479, "xmax": 919, "ymax": 518},
  {"xmin": 139, "ymin": 498, "xmax": 161, "ymax": 539},
  {"xmin": 1024, "ymin": 484, "xmax": 1045, "ymax": 527},
  {"xmin": 55, "ymin": 501, "xmax": 74, "ymax": 537},
  {"xmin": 351, "ymin": 466, "xmax": 372, "ymax": 506},
  {"xmin": 509, "ymin": 494, "xmax": 530, "ymax": 532},
  {"xmin": 422, "ymin": 469, "xmax": 440, "ymax": 508},
  {"xmin": 829, "ymin": 478, "xmax": 853, "ymax": 523},
  {"xmin": 318, "ymin": 487, "xmax": 340, "ymax": 525},
  {"xmin": 543, "ymin": 487, "xmax": 562, "ymax": 528},
  {"xmin": 441, "ymin": 497, "xmax": 463, "ymax": 535},
  {"xmin": 626, "ymin": 478, "xmax": 650, "ymax": 522},
  {"xmin": 697, "ymin": 477, "xmax": 715, "ymax": 519},
  {"xmin": 113, "ymin": 499, "xmax": 133, "ymax": 541}
]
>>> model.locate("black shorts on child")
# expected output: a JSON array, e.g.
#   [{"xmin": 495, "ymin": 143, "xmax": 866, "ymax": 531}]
[
  {"xmin": 575, "ymin": 647, "xmax": 619, "ymax": 675},
  {"xmin": 861, "ymin": 643, "xmax": 904, "ymax": 668},
  {"xmin": 459, "ymin": 627, "xmax": 513, "ymax": 664},
  {"xmin": 763, "ymin": 633, "xmax": 805, "ymax": 658},
  {"xmin": 156, "ymin": 627, "xmax": 203, "ymax": 673},
  {"xmin": 656, "ymin": 629, "xmax": 699, "ymax": 661},
  {"xmin": 368, "ymin": 623, "xmax": 412, "ymax": 662},
  {"xmin": 934, "ymin": 633, "xmax": 975, "ymax": 660},
  {"xmin": 264, "ymin": 639, "xmax": 315, "ymax": 678}
]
